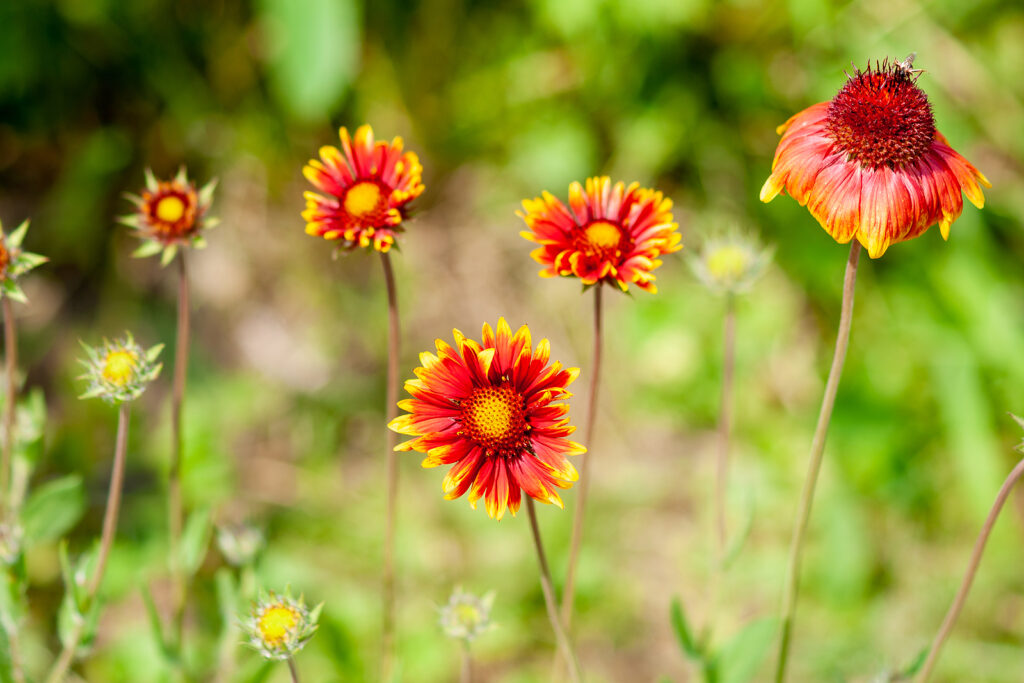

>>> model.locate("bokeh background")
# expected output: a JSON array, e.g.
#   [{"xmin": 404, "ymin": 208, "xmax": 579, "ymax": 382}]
[{"xmin": 1, "ymin": 0, "xmax": 1023, "ymax": 680}]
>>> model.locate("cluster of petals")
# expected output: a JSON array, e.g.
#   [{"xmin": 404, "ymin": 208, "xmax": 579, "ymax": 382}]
[
  {"xmin": 519, "ymin": 176, "xmax": 681, "ymax": 293},
  {"xmin": 389, "ymin": 319, "xmax": 585, "ymax": 520}
]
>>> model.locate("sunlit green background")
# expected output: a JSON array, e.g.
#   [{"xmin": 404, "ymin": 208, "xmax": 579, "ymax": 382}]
[{"xmin": 1, "ymin": 0, "xmax": 1023, "ymax": 680}]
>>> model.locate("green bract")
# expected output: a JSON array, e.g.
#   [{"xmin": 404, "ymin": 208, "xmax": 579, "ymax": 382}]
[
  {"xmin": 243, "ymin": 588, "xmax": 321, "ymax": 661},
  {"xmin": 0, "ymin": 219, "xmax": 48, "ymax": 303},
  {"xmin": 78, "ymin": 333, "xmax": 163, "ymax": 404}
]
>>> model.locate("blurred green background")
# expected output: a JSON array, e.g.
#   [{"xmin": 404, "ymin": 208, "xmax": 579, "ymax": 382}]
[{"xmin": 1, "ymin": 0, "xmax": 1023, "ymax": 680}]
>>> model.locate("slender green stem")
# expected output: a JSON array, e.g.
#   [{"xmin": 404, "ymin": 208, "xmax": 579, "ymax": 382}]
[
  {"xmin": 287, "ymin": 656, "xmax": 301, "ymax": 683},
  {"xmin": 169, "ymin": 253, "xmax": 190, "ymax": 649},
  {"xmin": 715, "ymin": 294, "xmax": 736, "ymax": 561},
  {"xmin": 560, "ymin": 285, "xmax": 603, "ymax": 630},
  {"xmin": 381, "ymin": 251, "xmax": 401, "ymax": 682},
  {"xmin": 527, "ymin": 498, "xmax": 584, "ymax": 683},
  {"xmin": 915, "ymin": 454, "xmax": 1024, "ymax": 682},
  {"xmin": 46, "ymin": 403, "xmax": 131, "ymax": 683},
  {"xmin": 460, "ymin": 641, "xmax": 472, "ymax": 683},
  {"xmin": 2, "ymin": 296, "xmax": 16, "ymax": 511},
  {"xmin": 774, "ymin": 241, "xmax": 860, "ymax": 682}
]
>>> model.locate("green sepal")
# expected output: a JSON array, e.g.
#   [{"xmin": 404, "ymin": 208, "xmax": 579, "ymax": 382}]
[
  {"xmin": 5, "ymin": 221, "xmax": 28, "ymax": 249},
  {"xmin": 0, "ymin": 282, "xmax": 26, "ymax": 305},
  {"xmin": 133, "ymin": 241, "xmax": 164, "ymax": 259},
  {"xmin": 144, "ymin": 168, "xmax": 159, "ymax": 192},
  {"xmin": 191, "ymin": 236, "xmax": 208, "ymax": 250},
  {"xmin": 160, "ymin": 244, "xmax": 178, "ymax": 267},
  {"xmin": 198, "ymin": 178, "xmax": 219, "ymax": 207},
  {"xmin": 146, "ymin": 343, "xmax": 165, "ymax": 363}
]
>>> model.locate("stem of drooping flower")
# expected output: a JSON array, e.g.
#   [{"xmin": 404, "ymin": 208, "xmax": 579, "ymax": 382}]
[
  {"xmin": 380, "ymin": 251, "xmax": 401, "ymax": 682},
  {"xmin": 528, "ymin": 498, "xmax": 584, "ymax": 683},
  {"xmin": 915, "ymin": 454, "xmax": 1024, "ymax": 682},
  {"xmin": 716, "ymin": 294, "xmax": 737, "ymax": 561},
  {"xmin": 1, "ymin": 296, "xmax": 16, "ymax": 511},
  {"xmin": 460, "ymin": 641, "xmax": 472, "ymax": 683},
  {"xmin": 287, "ymin": 656, "xmax": 302, "ymax": 683},
  {"xmin": 774, "ymin": 241, "xmax": 860, "ymax": 683},
  {"xmin": 561, "ymin": 285, "xmax": 603, "ymax": 630},
  {"xmin": 169, "ymin": 252, "xmax": 190, "ymax": 650},
  {"xmin": 45, "ymin": 403, "xmax": 131, "ymax": 683}
]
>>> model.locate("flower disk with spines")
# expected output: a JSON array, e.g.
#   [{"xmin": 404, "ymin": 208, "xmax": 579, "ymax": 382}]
[
  {"xmin": 439, "ymin": 587, "xmax": 496, "ymax": 643},
  {"xmin": 243, "ymin": 589, "xmax": 322, "ymax": 662},
  {"xmin": 120, "ymin": 167, "xmax": 218, "ymax": 266},
  {"xmin": 690, "ymin": 232, "xmax": 773, "ymax": 295},
  {"xmin": 78, "ymin": 333, "xmax": 163, "ymax": 404},
  {"xmin": 0, "ymin": 219, "xmax": 47, "ymax": 303},
  {"xmin": 302, "ymin": 124, "xmax": 425, "ymax": 253},
  {"xmin": 760, "ymin": 57, "xmax": 990, "ymax": 259},
  {"xmin": 389, "ymin": 318, "xmax": 585, "ymax": 521},
  {"xmin": 519, "ymin": 176, "xmax": 682, "ymax": 294}
]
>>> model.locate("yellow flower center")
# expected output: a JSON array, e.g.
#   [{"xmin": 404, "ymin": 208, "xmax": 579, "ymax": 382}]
[
  {"xmin": 155, "ymin": 195, "xmax": 186, "ymax": 223},
  {"xmin": 101, "ymin": 350, "xmax": 139, "ymax": 387},
  {"xmin": 706, "ymin": 245, "xmax": 750, "ymax": 281},
  {"xmin": 583, "ymin": 221, "xmax": 622, "ymax": 250},
  {"xmin": 461, "ymin": 384, "xmax": 528, "ymax": 457},
  {"xmin": 454, "ymin": 603, "xmax": 483, "ymax": 629},
  {"xmin": 257, "ymin": 604, "xmax": 300, "ymax": 646},
  {"xmin": 343, "ymin": 181, "xmax": 383, "ymax": 218}
]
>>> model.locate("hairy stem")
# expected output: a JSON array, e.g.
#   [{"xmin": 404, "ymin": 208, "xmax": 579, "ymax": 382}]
[
  {"xmin": 381, "ymin": 251, "xmax": 401, "ymax": 681},
  {"xmin": 716, "ymin": 294, "xmax": 736, "ymax": 560},
  {"xmin": 774, "ymin": 241, "xmax": 860, "ymax": 682},
  {"xmin": 915, "ymin": 454, "xmax": 1024, "ymax": 682},
  {"xmin": 169, "ymin": 253, "xmax": 191, "ymax": 650},
  {"xmin": 287, "ymin": 656, "xmax": 301, "ymax": 683}
]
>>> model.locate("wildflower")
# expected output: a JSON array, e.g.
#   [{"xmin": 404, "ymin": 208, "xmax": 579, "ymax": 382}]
[
  {"xmin": 690, "ymin": 232, "xmax": 773, "ymax": 295},
  {"xmin": 0, "ymin": 219, "xmax": 47, "ymax": 303},
  {"xmin": 302, "ymin": 124, "xmax": 425, "ymax": 253},
  {"xmin": 244, "ymin": 589, "xmax": 322, "ymax": 661},
  {"xmin": 78, "ymin": 333, "xmax": 163, "ymax": 404},
  {"xmin": 760, "ymin": 56, "xmax": 990, "ymax": 258},
  {"xmin": 120, "ymin": 168, "xmax": 218, "ymax": 266},
  {"xmin": 439, "ymin": 587, "xmax": 495, "ymax": 643},
  {"xmin": 216, "ymin": 522, "xmax": 265, "ymax": 568},
  {"xmin": 389, "ymin": 318, "xmax": 585, "ymax": 520},
  {"xmin": 519, "ymin": 176, "xmax": 681, "ymax": 293}
]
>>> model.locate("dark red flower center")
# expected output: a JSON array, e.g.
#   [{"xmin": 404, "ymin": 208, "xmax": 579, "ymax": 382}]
[
  {"xmin": 574, "ymin": 220, "xmax": 631, "ymax": 262},
  {"xmin": 343, "ymin": 181, "xmax": 389, "ymax": 224},
  {"xmin": 143, "ymin": 186, "xmax": 198, "ymax": 240},
  {"xmin": 825, "ymin": 60, "xmax": 935, "ymax": 169},
  {"xmin": 460, "ymin": 384, "xmax": 530, "ymax": 457}
]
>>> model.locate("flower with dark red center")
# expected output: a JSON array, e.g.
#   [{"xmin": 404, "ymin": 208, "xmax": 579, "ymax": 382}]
[
  {"xmin": 761, "ymin": 57, "xmax": 990, "ymax": 258},
  {"xmin": 121, "ymin": 168, "xmax": 218, "ymax": 265},
  {"xmin": 519, "ymin": 176, "xmax": 682, "ymax": 293},
  {"xmin": 302, "ymin": 124, "xmax": 425, "ymax": 253},
  {"xmin": 389, "ymin": 318, "xmax": 585, "ymax": 520},
  {"xmin": 0, "ymin": 219, "xmax": 47, "ymax": 303}
]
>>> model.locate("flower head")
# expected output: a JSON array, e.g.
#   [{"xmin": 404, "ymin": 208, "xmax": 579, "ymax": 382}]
[
  {"xmin": 216, "ymin": 522, "xmax": 265, "ymax": 568},
  {"xmin": 690, "ymin": 232, "xmax": 773, "ymax": 295},
  {"xmin": 439, "ymin": 587, "xmax": 496, "ymax": 643},
  {"xmin": 120, "ymin": 168, "xmax": 218, "ymax": 266},
  {"xmin": 244, "ymin": 589, "xmax": 321, "ymax": 661},
  {"xmin": 0, "ymin": 220, "xmax": 47, "ymax": 303},
  {"xmin": 760, "ymin": 56, "xmax": 990, "ymax": 258},
  {"xmin": 519, "ymin": 176, "xmax": 682, "ymax": 293},
  {"xmin": 302, "ymin": 124, "xmax": 425, "ymax": 253},
  {"xmin": 78, "ymin": 333, "xmax": 163, "ymax": 404},
  {"xmin": 389, "ymin": 318, "xmax": 585, "ymax": 520}
]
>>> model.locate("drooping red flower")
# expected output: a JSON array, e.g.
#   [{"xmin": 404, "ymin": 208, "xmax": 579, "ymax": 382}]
[
  {"xmin": 389, "ymin": 319, "xmax": 585, "ymax": 520},
  {"xmin": 302, "ymin": 124, "xmax": 425, "ymax": 253},
  {"xmin": 760, "ymin": 57, "xmax": 990, "ymax": 258},
  {"xmin": 519, "ymin": 176, "xmax": 682, "ymax": 293}
]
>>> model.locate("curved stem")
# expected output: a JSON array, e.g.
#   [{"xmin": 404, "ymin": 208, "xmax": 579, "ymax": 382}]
[
  {"xmin": 716, "ymin": 294, "xmax": 736, "ymax": 560},
  {"xmin": 915, "ymin": 454, "xmax": 1024, "ymax": 682},
  {"xmin": 560, "ymin": 285, "xmax": 603, "ymax": 629},
  {"xmin": 380, "ymin": 252, "xmax": 401, "ymax": 682},
  {"xmin": 528, "ymin": 498, "xmax": 584, "ymax": 683},
  {"xmin": 2, "ymin": 297, "xmax": 16, "ymax": 510},
  {"xmin": 46, "ymin": 403, "xmax": 131, "ymax": 683},
  {"xmin": 774, "ymin": 242, "xmax": 860, "ymax": 683},
  {"xmin": 169, "ymin": 253, "xmax": 190, "ymax": 649},
  {"xmin": 287, "ymin": 656, "xmax": 302, "ymax": 683}
]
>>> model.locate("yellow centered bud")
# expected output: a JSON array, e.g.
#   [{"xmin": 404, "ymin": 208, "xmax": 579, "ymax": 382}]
[
  {"xmin": 101, "ymin": 350, "xmax": 139, "ymax": 387},
  {"xmin": 257, "ymin": 604, "xmax": 300, "ymax": 646},
  {"xmin": 707, "ymin": 245, "xmax": 750, "ymax": 281},
  {"xmin": 155, "ymin": 195, "xmax": 186, "ymax": 223},
  {"xmin": 583, "ymin": 221, "xmax": 622, "ymax": 249},
  {"xmin": 343, "ymin": 182, "xmax": 383, "ymax": 218}
]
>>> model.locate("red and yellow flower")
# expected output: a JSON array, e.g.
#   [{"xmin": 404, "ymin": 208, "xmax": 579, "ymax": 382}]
[
  {"xmin": 519, "ymin": 176, "xmax": 682, "ymax": 293},
  {"xmin": 389, "ymin": 318, "xmax": 585, "ymax": 520},
  {"xmin": 760, "ymin": 57, "xmax": 990, "ymax": 259},
  {"xmin": 302, "ymin": 124, "xmax": 425, "ymax": 253},
  {"xmin": 121, "ymin": 168, "xmax": 218, "ymax": 265}
]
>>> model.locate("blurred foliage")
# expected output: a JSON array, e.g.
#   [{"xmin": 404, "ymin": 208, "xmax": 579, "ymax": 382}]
[{"xmin": 0, "ymin": 0, "xmax": 1022, "ymax": 681}]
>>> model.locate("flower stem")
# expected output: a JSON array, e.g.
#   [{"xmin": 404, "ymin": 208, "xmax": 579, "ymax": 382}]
[
  {"xmin": 169, "ymin": 252, "xmax": 190, "ymax": 650},
  {"xmin": 560, "ymin": 285, "xmax": 603, "ymax": 630},
  {"xmin": 287, "ymin": 656, "xmax": 302, "ymax": 683},
  {"xmin": 460, "ymin": 642, "xmax": 472, "ymax": 683},
  {"xmin": 774, "ymin": 241, "xmax": 860, "ymax": 683},
  {"xmin": 380, "ymin": 251, "xmax": 401, "ymax": 681},
  {"xmin": 45, "ymin": 403, "xmax": 131, "ymax": 683},
  {"xmin": 1, "ymin": 296, "xmax": 16, "ymax": 512},
  {"xmin": 527, "ymin": 498, "xmax": 584, "ymax": 683},
  {"xmin": 915, "ymin": 454, "xmax": 1024, "ymax": 682},
  {"xmin": 716, "ymin": 294, "xmax": 737, "ymax": 561}
]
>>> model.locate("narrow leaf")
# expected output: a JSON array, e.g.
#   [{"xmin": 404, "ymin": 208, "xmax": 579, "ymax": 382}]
[{"xmin": 20, "ymin": 475, "xmax": 86, "ymax": 546}]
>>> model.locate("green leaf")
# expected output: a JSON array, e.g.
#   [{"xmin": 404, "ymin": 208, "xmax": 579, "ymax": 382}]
[
  {"xmin": 670, "ymin": 597, "xmax": 702, "ymax": 660},
  {"xmin": 895, "ymin": 647, "xmax": 928, "ymax": 678},
  {"xmin": 179, "ymin": 508, "xmax": 213, "ymax": 577},
  {"xmin": 21, "ymin": 476, "xmax": 86, "ymax": 547},
  {"xmin": 141, "ymin": 584, "xmax": 175, "ymax": 663},
  {"xmin": 717, "ymin": 617, "xmax": 779, "ymax": 683}
]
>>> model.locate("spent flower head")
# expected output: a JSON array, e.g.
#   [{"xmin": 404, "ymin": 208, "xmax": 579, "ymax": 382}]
[
  {"xmin": 690, "ymin": 232, "xmax": 773, "ymax": 295},
  {"xmin": 438, "ymin": 587, "xmax": 495, "ymax": 643},
  {"xmin": 216, "ymin": 522, "xmax": 265, "ymax": 568},
  {"xmin": 78, "ymin": 333, "xmax": 163, "ymax": 404},
  {"xmin": 0, "ymin": 219, "xmax": 47, "ymax": 303},
  {"xmin": 120, "ymin": 167, "xmax": 218, "ymax": 266},
  {"xmin": 244, "ymin": 588, "xmax": 322, "ymax": 661}
]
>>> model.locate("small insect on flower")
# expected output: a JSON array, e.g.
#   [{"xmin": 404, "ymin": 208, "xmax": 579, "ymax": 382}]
[
  {"xmin": 120, "ymin": 167, "xmax": 218, "ymax": 266},
  {"xmin": 439, "ymin": 587, "xmax": 496, "ymax": 643},
  {"xmin": 244, "ymin": 589, "xmax": 322, "ymax": 661},
  {"xmin": 0, "ymin": 219, "xmax": 47, "ymax": 304},
  {"xmin": 690, "ymin": 232, "xmax": 774, "ymax": 295},
  {"xmin": 302, "ymin": 124, "xmax": 425, "ymax": 253},
  {"xmin": 78, "ymin": 333, "xmax": 163, "ymax": 404}
]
